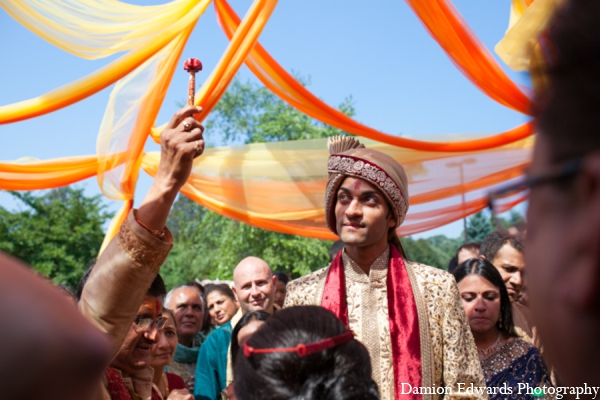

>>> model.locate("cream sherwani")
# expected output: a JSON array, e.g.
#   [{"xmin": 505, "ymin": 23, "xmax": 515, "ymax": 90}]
[{"xmin": 284, "ymin": 247, "xmax": 487, "ymax": 400}]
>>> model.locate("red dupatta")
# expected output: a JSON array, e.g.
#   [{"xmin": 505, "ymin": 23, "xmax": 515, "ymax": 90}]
[
  {"xmin": 322, "ymin": 246, "xmax": 422, "ymax": 400},
  {"xmin": 105, "ymin": 367, "xmax": 133, "ymax": 400}
]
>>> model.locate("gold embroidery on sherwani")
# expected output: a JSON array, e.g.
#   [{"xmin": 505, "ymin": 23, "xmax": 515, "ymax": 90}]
[
  {"xmin": 283, "ymin": 267, "xmax": 328, "ymax": 308},
  {"xmin": 408, "ymin": 262, "xmax": 486, "ymax": 400},
  {"xmin": 117, "ymin": 221, "xmax": 171, "ymax": 269},
  {"xmin": 341, "ymin": 248, "xmax": 390, "ymax": 398},
  {"xmin": 284, "ymin": 253, "xmax": 487, "ymax": 400}
]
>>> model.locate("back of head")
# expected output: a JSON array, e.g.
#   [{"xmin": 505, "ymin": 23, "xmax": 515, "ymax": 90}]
[
  {"xmin": 452, "ymin": 258, "xmax": 518, "ymax": 338},
  {"xmin": 234, "ymin": 306, "xmax": 379, "ymax": 400},
  {"xmin": 480, "ymin": 231, "xmax": 522, "ymax": 261},
  {"xmin": 231, "ymin": 310, "xmax": 271, "ymax": 363},
  {"xmin": 534, "ymin": 0, "xmax": 600, "ymax": 161}
]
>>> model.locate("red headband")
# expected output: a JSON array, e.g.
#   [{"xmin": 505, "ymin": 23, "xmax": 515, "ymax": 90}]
[{"xmin": 243, "ymin": 330, "xmax": 354, "ymax": 358}]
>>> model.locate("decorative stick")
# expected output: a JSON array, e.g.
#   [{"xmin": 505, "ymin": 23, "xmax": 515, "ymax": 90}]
[{"xmin": 183, "ymin": 58, "xmax": 203, "ymax": 105}]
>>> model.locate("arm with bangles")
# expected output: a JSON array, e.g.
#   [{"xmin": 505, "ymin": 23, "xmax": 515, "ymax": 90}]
[{"xmin": 79, "ymin": 105, "xmax": 205, "ymax": 359}]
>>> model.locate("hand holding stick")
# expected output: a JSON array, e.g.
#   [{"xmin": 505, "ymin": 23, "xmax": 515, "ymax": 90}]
[{"xmin": 183, "ymin": 58, "xmax": 203, "ymax": 105}]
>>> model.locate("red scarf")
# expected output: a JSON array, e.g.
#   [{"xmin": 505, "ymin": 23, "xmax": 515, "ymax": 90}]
[
  {"xmin": 322, "ymin": 246, "xmax": 422, "ymax": 399},
  {"xmin": 105, "ymin": 367, "xmax": 133, "ymax": 400}
]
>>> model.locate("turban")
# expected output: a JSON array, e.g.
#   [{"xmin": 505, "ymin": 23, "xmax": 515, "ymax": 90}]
[{"xmin": 325, "ymin": 136, "xmax": 409, "ymax": 258}]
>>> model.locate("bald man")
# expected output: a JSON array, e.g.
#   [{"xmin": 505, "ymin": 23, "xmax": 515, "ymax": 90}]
[
  {"xmin": 195, "ymin": 257, "xmax": 275, "ymax": 400},
  {"xmin": 232, "ymin": 256, "xmax": 276, "ymax": 315}
]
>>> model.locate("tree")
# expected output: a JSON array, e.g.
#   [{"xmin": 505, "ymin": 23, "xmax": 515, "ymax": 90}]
[
  {"xmin": 466, "ymin": 211, "xmax": 494, "ymax": 242},
  {"xmin": 0, "ymin": 188, "xmax": 113, "ymax": 289},
  {"xmin": 162, "ymin": 78, "xmax": 354, "ymax": 286},
  {"xmin": 401, "ymin": 235, "xmax": 462, "ymax": 270}
]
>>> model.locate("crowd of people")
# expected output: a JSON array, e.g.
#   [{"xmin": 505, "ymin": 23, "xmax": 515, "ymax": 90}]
[{"xmin": 2, "ymin": 0, "xmax": 600, "ymax": 399}]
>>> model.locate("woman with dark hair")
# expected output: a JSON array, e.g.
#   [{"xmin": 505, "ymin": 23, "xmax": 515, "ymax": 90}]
[
  {"xmin": 149, "ymin": 309, "xmax": 191, "ymax": 399},
  {"xmin": 452, "ymin": 259, "xmax": 552, "ymax": 399},
  {"xmin": 223, "ymin": 311, "xmax": 271, "ymax": 400},
  {"xmin": 204, "ymin": 284, "xmax": 239, "ymax": 326},
  {"xmin": 234, "ymin": 306, "xmax": 379, "ymax": 400}
]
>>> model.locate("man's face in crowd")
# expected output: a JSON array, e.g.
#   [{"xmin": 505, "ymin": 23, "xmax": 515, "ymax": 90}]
[
  {"xmin": 167, "ymin": 287, "xmax": 204, "ymax": 341},
  {"xmin": 457, "ymin": 248, "xmax": 479, "ymax": 265},
  {"xmin": 111, "ymin": 295, "xmax": 163, "ymax": 374},
  {"xmin": 233, "ymin": 258, "xmax": 276, "ymax": 314},
  {"xmin": 490, "ymin": 244, "xmax": 524, "ymax": 302},
  {"xmin": 335, "ymin": 177, "xmax": 395, "ymax": 250}
]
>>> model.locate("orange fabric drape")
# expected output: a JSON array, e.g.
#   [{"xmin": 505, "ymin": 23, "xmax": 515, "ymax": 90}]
[
  {"xmin": 405, "ymin": 0, "xmax": 531, "ymax": 113},
  {"xmin": 214, "ymin": 0, "xmax": 534, "ymax": 152},
  {"xmin": 2, "ymin": 0, "xmax": 536, "ymax": 249},
  {"xmin": 150, "ymin": 0, "xmax": 279, "ymax": 142},
  {"xmin": 0, "ymin": 153, "xmax": 126, "ymax": 190},
  {"xmin": 139, "ymin": 133, "xmax": 532, "ymax": 239},
  {"xmin": 0, "ymin": 1, "xmax": 209, "ymax": 125}
]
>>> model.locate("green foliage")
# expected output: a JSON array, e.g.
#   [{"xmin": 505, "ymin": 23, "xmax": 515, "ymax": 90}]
[
  {"xmin": 205, "ymin": 78, "xmax": 355, "ymax": 145},
  {"xmin": 0, "ymin": 188, "xmax": 113, "ymax": 289},
  {"xmin": 466, "ymin": 211, "xmax": 494, "ymax": 242},
  {"xmin": 498, "ymin": 210, "xmax": 525, "ymax": 229},
  {"xmin": 161, "ymin": 197, "xmax": 331, "ymax": 287},
  {"xmin": 401, "ymin": 235, "xmax": 462, "ymax": 270}
]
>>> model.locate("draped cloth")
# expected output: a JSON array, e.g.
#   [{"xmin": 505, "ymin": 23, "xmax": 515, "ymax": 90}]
[
  {"xmin": 481, "ymin": 339, "xmax": 553, "ymax": 400},
  {"xmin": 105, "ymin": 367, "xmax": 133, "ymax": 400},
  {"xmin": 322, "ymin": 246, "xmax": 422, "ymax": 400}
]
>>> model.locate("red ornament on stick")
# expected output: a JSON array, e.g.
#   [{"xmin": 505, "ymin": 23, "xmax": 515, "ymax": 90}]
[{"xmin": 183, "ymin": 58, "xmax": 203, "ymax": 105}]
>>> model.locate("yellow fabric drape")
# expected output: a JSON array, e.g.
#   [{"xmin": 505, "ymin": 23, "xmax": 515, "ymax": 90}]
[
  {"xmin": 0, "ymin": 0, "xmax": 200, "ymax": 59},
  {"xmin": 0, "ymin": 0, "xmax": 210, "ymax": 124},
  {"xmin": 101, "ymin": 0, "xmax": 278, "ymax": 244},
  {"xmin": 495, "ymin": 0, "xmax": 562, "ymax": 71},
  {"xmin": 214, "ymin": 0, "xmax": 533, "ymax": 152},
  {"xmin": 1, "ymin": 0, "xmax": 538, "ymax": 248},
  {"xmin": 150, "ymin": 0, "xmax": 279, "ymax": 142},
  {"xmin": 0, "ymin": 153, "xmax": 126, "ymax": 190},
  {"xmin": 140, "ymin": 135, "xmax": 533, "ymax": 239}
]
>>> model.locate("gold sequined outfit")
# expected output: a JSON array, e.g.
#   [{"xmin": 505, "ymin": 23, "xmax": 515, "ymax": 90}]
[{"xmin": 284, "ymin": 247, "xmax": 487, "ymax": 400}]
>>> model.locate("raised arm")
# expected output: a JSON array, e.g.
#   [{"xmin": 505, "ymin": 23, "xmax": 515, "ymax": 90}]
[{"xmin": 79, "ymin": 105, "xmax": 204, "ymax": 359}]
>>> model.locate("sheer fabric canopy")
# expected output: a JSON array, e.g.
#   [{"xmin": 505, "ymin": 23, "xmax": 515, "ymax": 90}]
[{"xmin": 0, "ymin": 0, "xmax": 550, "ymax": 252}]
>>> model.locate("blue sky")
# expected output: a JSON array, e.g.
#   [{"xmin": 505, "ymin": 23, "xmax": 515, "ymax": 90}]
[{"xmin": 0, "ymin": 0, "xmax": 530, "ymax": 238}]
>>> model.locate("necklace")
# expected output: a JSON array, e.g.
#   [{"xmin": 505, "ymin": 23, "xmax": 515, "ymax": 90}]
[
  {"xmin": 477, "ymin": 333, "xmax": 502, "ymax": 361},
  {"xmin": 162, "ymin": 373, "xmax": 170, "ymax": 398}
]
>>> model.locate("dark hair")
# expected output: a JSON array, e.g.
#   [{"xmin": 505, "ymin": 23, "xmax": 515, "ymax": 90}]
[
  {"xmin": 76, "ymin": 261, "xmax": 166, "ymax": 301},
  {"xmin": 455, "ymin": 242, "xmax": 481, "ymax": 259},
  {"xmin": 147, "ymin": 273, "xmax": 167, "ymax": 299},
  {"xmin": 234, "ymin": 306, "xmax": 379, "ymax": 400},
  {"xmin": 533, "ymin": 0, "xmax": 600, "ymax": 163},
  {"xmin": 230, "ymin": 311, "xmax": 271, "ymax": 365},
  {"xmin": 204, "ymin": 283, "xmax": 235, "ymax": 302},
  {"xmin": 328, "ymin": 240, "xmax": 345, "ymax": 262},
  {"xmin": 447, "ymin": 256, "xmax": 458, "ymax": 274},
  {"xmin": 480, "ymin": 231, "xmax": 523, "ymax": 261},
  {"xmin": 452, "ymin": 258, "xmax": 518, "ymax": 338},
  {"xmin": 274, "ymin": 272, "xmax": 289, "ymax": 286}
]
